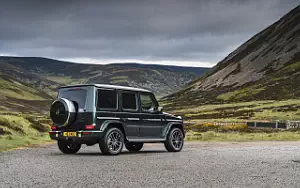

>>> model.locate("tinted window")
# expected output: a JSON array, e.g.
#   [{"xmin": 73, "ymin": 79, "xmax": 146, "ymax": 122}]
[
  {"xmin": 122, "ymin": 92, "xmax": 137, "ymax": 110},
  {"xmin": 140, "ymin": 93, "xmax": 157, "ymax": 112},
  {"xmin": 59, "ymin": 89, "xmax": 87, "ymax": 109},
  {"xmin": 97, "ymin": 90, "xmax": 117, "ymax": 109}
]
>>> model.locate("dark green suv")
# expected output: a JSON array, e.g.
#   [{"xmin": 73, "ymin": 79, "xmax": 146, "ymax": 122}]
[{"xmin": 49, "ymin": 84, "xmax": 184, "ymax": 155}]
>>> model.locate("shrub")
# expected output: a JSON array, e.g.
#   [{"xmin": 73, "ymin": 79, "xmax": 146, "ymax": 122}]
[
  {"xmin": 0, "ymin": 118, "xmax": 26, "ymax": 134},
  {"xmin": 30, "ymin": 123, "xmax": 49, "ymax": 132},
  {"xmin": 0, "ymin": 127, "xmax": 12, "ymax": 135},
  {"xmin": 221, "ymin": 124, "xmax": 248, "ymax": 132},
  {"xmin": 24, "ymin": 116, "xmax": 50, "ymax": 132}
]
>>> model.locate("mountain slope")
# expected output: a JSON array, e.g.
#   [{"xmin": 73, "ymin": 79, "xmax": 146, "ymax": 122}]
[
  {"xmin": 164, "ymin": 5, "xmax": 300, "ymax": 107},
  {"xmin": 0, "ymin": 56, "xmax": 209, "ymax": 112}
]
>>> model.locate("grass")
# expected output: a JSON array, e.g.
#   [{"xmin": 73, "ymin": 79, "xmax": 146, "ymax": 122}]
[
  {"xmin": 185, "ymin": 131, "xmax": 300, "ymax": 142},
  {"xmin": 0, "ymin": 77, "xmax": 47, "ymax": 100},
  {"xmin": 0, "ymin": 134, "xmax": 53, "ymax": 151},
  {"xmin": 45, "ymin": 75, "xmax": 88, "ymax": 85},
  {"xmin": 279, "ymin": 61, "xmax": 300, "ymax": 74},
  {"xmin": 0, "ymin": 113, "xmax": 51, "ymax": 151},
  {"xmin": 217, "ymin": 85, "xmax": 265, "ymax": 101},
  {"xmin": 166, "ymin": 99, "xmax": 300, "ymax": 122}
]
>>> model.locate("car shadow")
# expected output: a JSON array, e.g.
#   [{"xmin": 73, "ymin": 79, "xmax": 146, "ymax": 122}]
[{"xmin": 50, "ymin": 150, "xmax": 167, "ymax": 156}]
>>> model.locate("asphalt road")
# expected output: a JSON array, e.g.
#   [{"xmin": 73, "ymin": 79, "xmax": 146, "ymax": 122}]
[{"xmin": 1, "ymin": 142, "xmax": 300, "ymax": 188}]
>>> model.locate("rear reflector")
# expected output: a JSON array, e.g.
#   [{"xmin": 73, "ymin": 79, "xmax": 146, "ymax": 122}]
[
  {"xmin": 49, "ymin": 131, "xmax": 55, "ymax": 134},
  {"xmin": 51, "ymin": 126, "xmax": 56, "ymax": 130},
  {"xmin": 84, "ymin": 125, "xmax": 94, "ymax": 130},
  {"xmin": 83, "ymin": 132, "xmax": 90, "ymax": 135}
]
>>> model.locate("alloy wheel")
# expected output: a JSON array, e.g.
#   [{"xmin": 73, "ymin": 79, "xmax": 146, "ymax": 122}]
[
  {"xmin": 171, "ymin": 129, "xmax": 183, "ymax": 149},
  {"xmin": 107, "ymin": 131, "xmax": 122, "ymax": 152}
]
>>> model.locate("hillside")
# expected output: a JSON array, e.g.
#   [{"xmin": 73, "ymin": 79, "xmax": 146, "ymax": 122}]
[
  {"xmin": 0, "ymin": 56, "xmax": 209, "ymax": 113},
  {"xmin": 163, "ymin": 5, "xmax": 300, "ymax": 108}
]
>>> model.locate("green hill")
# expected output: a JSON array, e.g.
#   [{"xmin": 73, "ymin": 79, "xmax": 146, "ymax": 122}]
[
  {"xmin": 0, "ymin": 56, "xmax": 209, "ymax": 113},
  {"xmin": 163, "ymin": 5, "xmax": 300, "ymax": 107}
]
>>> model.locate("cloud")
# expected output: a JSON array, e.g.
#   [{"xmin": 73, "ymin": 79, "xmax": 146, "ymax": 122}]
[{"xmin": 0, "ymin": 0, "xmax": 298, "ymax": 67}]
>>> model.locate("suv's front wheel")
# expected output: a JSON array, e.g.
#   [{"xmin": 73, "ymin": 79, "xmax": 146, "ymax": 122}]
[
  {"xmin": 57, "ymin": 140, "xmax": 81, "ymax": 154},
  {"xmin": 125, "ymin": 142, "xmax": 143, "ymax": 152},
  {"xmin": 164, "ymin": 127, "xmax": 184, "ymax": 152},
  {"xmin": 99, "ymin": 127, "xmax": 124, "ymax": 155}
]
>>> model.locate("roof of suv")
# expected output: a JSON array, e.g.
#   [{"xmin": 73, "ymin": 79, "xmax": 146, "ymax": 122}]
[{"xmin": 59, "ymin": 84, "xmax": 151, "ymax": 92}]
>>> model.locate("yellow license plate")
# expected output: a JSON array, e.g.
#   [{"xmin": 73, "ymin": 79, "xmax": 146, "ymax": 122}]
[{"xmin": 63, "ymin": 132, "xmax": 77, "ymax": 137}]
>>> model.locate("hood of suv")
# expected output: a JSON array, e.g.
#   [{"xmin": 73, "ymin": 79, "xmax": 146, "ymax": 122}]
[{"xmin": 163, "ymin": 112, "xmax": 182, "ymax": 120}]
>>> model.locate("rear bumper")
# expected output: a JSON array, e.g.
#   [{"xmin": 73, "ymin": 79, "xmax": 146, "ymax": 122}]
[{"xmin": 49, "ymin": 130, "xmax": 103, "ymax": 144}]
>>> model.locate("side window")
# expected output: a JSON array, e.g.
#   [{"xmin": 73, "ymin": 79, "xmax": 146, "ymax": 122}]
[
  {"xmin": 97, "ymin": 89, "xmax": 117, "ymax": 110},
  {"xmin": 121, "ymin": 92, "xmax": 137, "ymax": 111},
  {"xmin": 140, "ymin": 93, "xmax": 157, "ymax": 112}
]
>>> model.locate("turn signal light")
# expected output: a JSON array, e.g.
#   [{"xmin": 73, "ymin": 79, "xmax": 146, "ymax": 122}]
[
  {"xmin": 51, "ymin": 126, "xmax": 56, "ymax": 130},
  {"xmin": 84, "ymin": 125, "xmax": 94, "ymax": 130}
]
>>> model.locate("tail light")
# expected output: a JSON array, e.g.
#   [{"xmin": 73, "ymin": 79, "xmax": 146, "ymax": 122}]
[
  {"xmin": 84, "ymin": 125, "xmax": 94, "ymax": 130},
  {"xmin": 51, "ymin": 126, "xmax": 56, "ymax": 130}
]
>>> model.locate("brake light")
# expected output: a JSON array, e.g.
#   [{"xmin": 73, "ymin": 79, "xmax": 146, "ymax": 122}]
[
  {"xmin": 51, "ymin": 126, "xmax": 56, "ymax": 130},
  {"xmin": 84, "ymin": 125, "xmax": 94, "ymax": 130}
]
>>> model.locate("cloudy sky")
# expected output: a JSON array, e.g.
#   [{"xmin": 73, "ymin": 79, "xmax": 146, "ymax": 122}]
[{"xmin": 0, "ymin": 0, "xmax": 299, "ymax": 67}]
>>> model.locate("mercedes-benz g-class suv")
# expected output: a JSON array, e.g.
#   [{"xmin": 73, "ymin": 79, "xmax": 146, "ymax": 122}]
[{"xmin": 49, "ymin": 84, "xmax": 184, "ymax": 155}]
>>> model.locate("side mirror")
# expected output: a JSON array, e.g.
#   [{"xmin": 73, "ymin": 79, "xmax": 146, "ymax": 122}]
[{"xmin": 157, "ymin": 106, "xmax": 163, "ymax": 112}]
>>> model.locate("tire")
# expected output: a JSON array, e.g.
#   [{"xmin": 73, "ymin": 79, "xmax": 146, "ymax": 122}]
[
  {"xmin": 125, "ymin": 142, "xmax": 143, "ymax": 152},
  {"xmin": 99, "ymin": 127, "xmax": 124, "ymax": 155},
  {"xmin": 164, "ymin": 127, "xmax": 184, "ymax": 152},
  {"xmin": 57, "ymin": 140, "xmax": 81, "ymax": 154}
]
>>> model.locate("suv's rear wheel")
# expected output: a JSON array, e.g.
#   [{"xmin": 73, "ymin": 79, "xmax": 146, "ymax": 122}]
[
  {"xmin": 99, "ymin": 127, "xmax": 124, "ymax": 155},
  {"xmin": 164, "ymin": 127, "xmax": 184, "ymax": 152},
  {"xmin": 57, "ymin": 140, "xmax": 81, "ymax": 154},
  {"xmin": 125, "ymin": 142, "xmax": 143, "ymax": 152}
]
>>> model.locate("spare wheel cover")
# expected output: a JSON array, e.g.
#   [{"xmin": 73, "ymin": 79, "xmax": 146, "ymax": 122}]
[{"xmin": 50, "ymin": 98, "xmax": 76, "ymax": 126}]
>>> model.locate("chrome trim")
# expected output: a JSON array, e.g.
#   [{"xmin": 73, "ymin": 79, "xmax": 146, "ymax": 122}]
[
  {"xmin": 95, "ymin": 111, "xmax": 162, "ymax": 115},
  {"xmin": 97, "ymin": 117, "xmax": 121, "ymax": 120},
  {"xmin": 144, "ymin": 119, "xmax": 162, "ymax": 121},
  {"xmin": 50, "ymin": 130, "xmax": 103, "ymax": 133},
  {"xmin": 166, "ymin": 119, "xmax": 183, "ymax": 122},
  {"xmin": 127, "ymin": 118, "xmax": 140, "ymax": 121}
]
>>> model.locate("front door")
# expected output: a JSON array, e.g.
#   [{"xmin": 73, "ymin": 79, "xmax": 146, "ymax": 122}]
[{"xmin": 139, "ymin": 92, "xmax": 165, "ymax": 138}]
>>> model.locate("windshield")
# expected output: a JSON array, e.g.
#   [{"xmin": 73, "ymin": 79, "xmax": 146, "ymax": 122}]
[{"xmin": 58, "ymin": 88, "xmax": 87, "ymax": 109}]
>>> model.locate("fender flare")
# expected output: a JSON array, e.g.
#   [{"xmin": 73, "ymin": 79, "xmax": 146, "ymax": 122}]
[
  {"xmin": 99, "ymin": 120, "xmax": 126, "ymax": 133},
  {"xmin": 162, "ymin": 122, "xmax": 185, "ymax": 138}
]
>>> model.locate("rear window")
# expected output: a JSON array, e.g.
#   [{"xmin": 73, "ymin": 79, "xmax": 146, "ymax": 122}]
[
  {"xmin": 97, "ymin": 89, "xmax": 117, "ymax": 110},
  {"xmin": 58, "ymin": 88, "xmax": 87, "ymax": 109}
]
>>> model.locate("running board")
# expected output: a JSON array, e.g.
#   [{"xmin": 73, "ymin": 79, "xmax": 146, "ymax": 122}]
[{"xmin": 127, "ymin": 138, "xmax": 166, "ymax": 143}]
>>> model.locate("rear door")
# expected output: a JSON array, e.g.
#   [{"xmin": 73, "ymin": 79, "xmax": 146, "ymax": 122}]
[
  {"xmin": 139, "ymin": 92, "xmax": 165, "ymax": 138},
  {"xmin": 58, "ymin": 87, "xmax": 88, "ymax": 130},
  {"xmin": 95, "ymin": 88, "xmax": 119, "ymax": 130}
]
